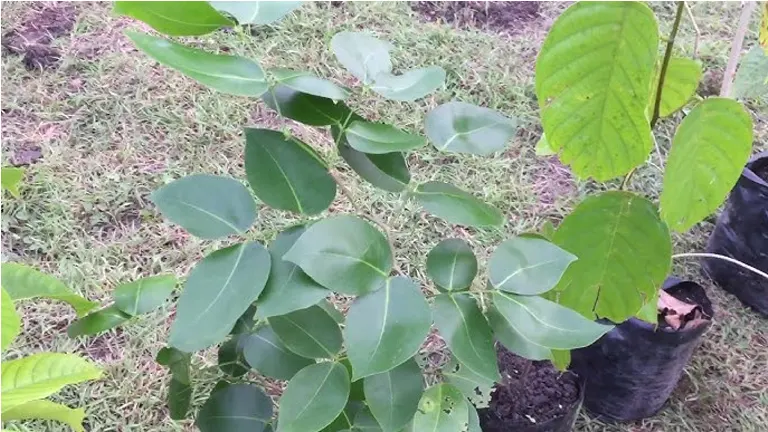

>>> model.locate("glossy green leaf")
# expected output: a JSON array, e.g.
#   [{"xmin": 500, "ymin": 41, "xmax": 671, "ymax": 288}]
[
  {"xmin": 271, "ymin": 68, "xmax": 349, "ymax": 100},
  {"xmin": 338, "ymin": 141, "xmax": 411, "ymax": 193},
  {"xmin": 212, "ymin": 1, "xmax": 303, "ymax": 25},
  {"xmin": 338, "ymin": 359, "xmax": 365, "ymax": 402},
  {"xmin": 551, "ymin": 349, "xmax": 572, "ymax": 371},
  {"xmin": 263, "ymin": 85, "xmax": 352, "ymax": 126},
  {"xmin": 156, "ymin": 347, "xmax": 191, "ymax": 384},
  {"xmin": 409, "ymin": 384, "xmax": 468, "ymax": 432},
  {"xmin": 535, "ymin": 2, "xmax": 659, "ymax": 180},
  {"xmin": 126, "ymin": 31, "xmax": 267, "ymax": 97},
  {"xmin": 1, "ymin": 263, "xmax": 97, "ymax": 317},
  {"xmin": 370, "ymin": 67, "xmax": 446, "ymax": 101},
  {"xmin": 270, "ymin": 305, "xmax": 343, "ymax": 359},
  {"xmin": 486, "ymin": 306, "xmax": 552, "ymax": 361},
  {"xmin": 231, "ymin": 304, "xmax": 258, "ymax": 335},
  {"xmin": 441, "ymin": 356, "xmax": 493, "ymax": 409},
  {"xmin": 113, "ymin": 274, "xmax": 176, "ymax": 316},
  {"xmin": 488, "ymin": 236, "xmax": 576, "ymax": 295},
  {"xmin": 652, "ymin": 57, "xmax": 702, "ymax": 117},
  {"xmin": 346, "ymin": 121, "xmax": 425, "ymax": 154},
  {"xmin": 345, "ymin": 276, "xmax": 431, "ymax": 380},
  {"xmin": 1, "ymin": 400, "xmax": 86, "ymax": 432},
  {"xmin": 285, "ymin": 215, "xmax": 392, "ymax": 295},
  {"xmin": 256, "ymin": 226, "xmax": 329, "ymax": 319},
  {"xmin": 467, "ymin": 406, "xmax": 481, "ymax": 432},
  {"xmin": 242, "ymin": 325, "xmax": 313, "ymax": 380},
  {"xmin": 660, "ymin": 98, "xmax": 753, "ymax": 232},
  {"xmin": 553, "ymin": 191, "xmax": 672, "ymax": 322},
  {"xmin": 331, "ymin": 31, "xmax": 392, "ymax": 85},
  {"xmin": 352, "ymin": 405, "xmax": 384, "ymax": 431},
  {"xmin": 197, "ymin": 383, "xmax": 273, "ymax": 432},
  {"xmin": 319, "ymin": 300, "xmax": 345, "ymax": 325},
  {"xmin": 277, "ymin": 362, "xmax": 351, "ymax": 432},
  {"xmin": 169, "ymin": 242, "xmax": 271, "ymax": 352},
  {"xmin": 1, "ymin": 167, "xmax": 23, "ymax": 197},
  {"xmin": 168, "ymin": 377, "xmax": 192, "ymax": 420},
  {"xmin": 322, "ymin": 400, "xmax": 364, "ymax": 431},
  {"xmin": 151, "ymin": 174, "xmax": 257, "ymax": 239},
  {"xmin": 114, "ymin": 1, "xmax": 232, "ymax": 36},
  {"xmin": 364, "ymin": 358, "xmax": 423, "ymax": 432},
  {"xmin": 414, "ymin": 181, "xmax": 503, "ymax": 228},
  {"xmin": 218, "ymin": 335, "xmax": 249, "ymax": 377},
  {"xmin": 67, "ymin": 305, "xmax": 132, "ymax": 338},
  {"xmin": 1, "ymin": 353, "xmax": 102, "ymax": 412},
  {"xmin": 433, "ymin": 293, "xmax": 499, "ymax": 383},
  {"xmin": 733, "ymin": 46, "xmax": 768, "ymax": 100},
  {"xmin": 245, "ymin": 128, "xmax": 336, "ymax": 215},
  {"xmin": 426, "ymin": 239, "xmax": 477, "ymax": 291},
  {"xmin": 534, "ymin": 134, "xmax": 555, "ymax": 156},
  {"xmin": 425, "ymin": 101, "xmax": 517, "ymax": 156},
  {"xmin": 1, "ymin": 288, "xmax": 20, "ymax": 352}
]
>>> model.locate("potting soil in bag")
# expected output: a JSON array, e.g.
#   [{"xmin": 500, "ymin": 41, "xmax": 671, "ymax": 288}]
[
  {"xmin": 569, "ymin": 278, "xmax": 713, "ymax": 421},
  {"xmin": 703, "ymin": 151, "xmax": 768, "ymax": 316}
]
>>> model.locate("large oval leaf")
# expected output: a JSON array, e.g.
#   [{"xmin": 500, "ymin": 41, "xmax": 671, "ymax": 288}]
[
  {"xmin": 733, "ymin": 46, "xmax": 768, "ymax": 100},
  {"xmin": 441, "ymin": 356, "xmax": 493, "ymax": 409},
  {"xmin": 284, "ymin": 215, "xmax": 392, "ymax": 295},
  {"xmin": 338, "ymin": 142, "xmax": 410, "ymax": 192},
  {"xmin": 168, "ymin": 378, "xmax": 192, "ymax": 421},
  {"xmin": 490, "ymin": 291, "xmax": 613, "ymax": 350},
  {"xmin": 114, "ymin": 1, "xmax": 232, "ymax": 36},
  {"xmin": 151, "ymin": 174, "xmax": 257, "ymax": 240},
  {"xmin": 277, "ymin": 362, "xmax": 351, "ymax": 432},
  {"xmin": 660, "ymin": 98, "xmax": 753, "ymax": 232},
  {"xmin": 425, "ymin": 102, "xmax": 517, "ymax": 156},
  {"xmin": 652, "ymin": 57, "xmax": 702, "ymax": 117},
  {"xmin": 426, "ymin": 238, "xmax": 477, "ymax": 291},
  {"xmin": 169, "ymin": 242, "xmax": 271, "ymax": 352},
  {"xmin": 364, "ymin": 358, "xmax": 423, "ymax": 432},
  {"xmin": 488, "ymin": 236, "xmax": 576, "ymax": 295},
  {"xmin": 113, "ymin": 274, "xmax": 177, "ymax": 316},
  {"xmin": 535, "ymin": 2, "xmax": 659, "ymax": 180},
  {"xmin": 270, "ymin": 304, "xmax": 343, "ymax": 359},
  {"xmin": 126, "ymin": 31, "xmax": 267, "ymax": 97},
  {"xmin": 346, "ymin": 121, "xmax": 425, "ymax": 154},
  {"xmin": 486, "ymin": 306, "xmax": 552, "ymax": 361},
  {"xmin": 1, "ymin": 288, "xmax": 20, "ymax": 351},
  {"xmin": 345, "ymin": 276, "xmax": 431, "ymax": 380},
  {"xmin": 331, "ymin": 31, "xmax": 392, "ymax": 85},
  {"xmin": 67, "ymin": 305, "xmax": 132, "ymax": 337},
  {"xmin": 212, "ymin": 1, "xmax": 303, "ymax": 25},
  {"xmin": 242, "ymin": 326, "xmax": 313, "ymax": 380},
  {"xmin": 370, "ymin": 67, "xmax": 446, "ymax": 101},
  {"xmin": 553, "ymin": 191, "xmax": 672, "ymax": 322},
  {"xmin": 245, "ymin": 128, "xmax": 336, "ymax": 215},
  {"xmin": 1, "ymin": 400, "xmax": 86, "ymax": 432},
  {"xmin": 414, "ymin": 181, "xmax": 503, "ymax": 228},
  {"xmin": 409, "ymin": 384, "xmax": 468, "ymax": 432},
  {"xmin": 433, "ymin": 293, "xmax": 499, "ymax": 383},
  {"xmin": 271, "ymin": 68, "xmax": 349, "ymax": 100},
  {"xmin": 1, "ymin": 263, "xmax": 97, "ymax": 317},
  {"xmin": 196, "ymin": 384, "xmax": 272, "ymax": 432},
  {"xmin": 1, "ymin": 353, "xmax": 102, "ymax": 412},
  {"xmin": 263, "ymin": 85, "xmax": 352, "ymax": 126}
]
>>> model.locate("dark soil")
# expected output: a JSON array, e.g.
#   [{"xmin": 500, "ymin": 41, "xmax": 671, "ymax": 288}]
[
  {"xmin": 411, "ymin": 1, "xmax": 541, "ymax": 34},
  {"xmin": 480, "ymin": 346, "xmax": 579, "ymax": 430},
  {"xmin": 2, "ymin": 3, "xmax": 76, "ymax": 70}
]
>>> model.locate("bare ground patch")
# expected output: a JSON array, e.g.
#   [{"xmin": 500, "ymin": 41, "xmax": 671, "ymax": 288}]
[{"xmin": 2, "ymin": 2, "xmax": 76, "ymax": 70}]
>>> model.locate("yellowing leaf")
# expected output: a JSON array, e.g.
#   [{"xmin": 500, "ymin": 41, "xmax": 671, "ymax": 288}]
[{"xmin": 2, "ymin": 400, "xmax": 86, "ymax": 432}]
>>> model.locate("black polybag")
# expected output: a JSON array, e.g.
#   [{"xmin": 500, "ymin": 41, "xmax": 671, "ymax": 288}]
[
  {"xmin": 568, "ymin": 278, "xmax": 713, "ymax": 422},
  {"xmin": 703, "ymin": 151, "xmax": 768, "ymax": 316}
]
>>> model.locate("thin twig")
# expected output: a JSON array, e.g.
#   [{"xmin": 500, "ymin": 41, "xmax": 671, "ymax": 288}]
[
  {"xmin": 684, "ymin": 2, "xmax": 701, "ymax": 58},
  {"xmin": 720, "ymin": 1, "xmax": 758, "ymax": 97},
  {"xmin": 672, "ymin": 252, "xmax": 768, "ymax": 281}
]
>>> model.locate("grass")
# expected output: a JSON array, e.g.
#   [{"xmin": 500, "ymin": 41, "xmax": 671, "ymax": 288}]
[{"xmin": 1, "ymin": 1, "xmax": 767, "ymax": 431}]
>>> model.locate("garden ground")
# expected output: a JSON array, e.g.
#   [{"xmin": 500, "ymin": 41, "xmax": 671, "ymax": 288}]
[{"xmin": 1, "ymin": 2, "xmax": 766, "ymax": 431}]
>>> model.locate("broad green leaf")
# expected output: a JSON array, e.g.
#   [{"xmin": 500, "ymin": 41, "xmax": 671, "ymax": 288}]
[
  {"xmin": 370, "ymin": 67, "xmax": 446, "ymax": 101},
  {"xmin": 661, "ymin": 98, "xmax": 753, "ymax": 232},
  {"xmin": 534, "ymin": 134, "xmax": 555, "ymax": 156},
  {"xmin": 364, "ymin": 358, "xmax": 423, "ymax": 432},
  {"xmin": 67, "ymin": 305, "xmax": 132, "ymax": 338},
  {"xmin": 338, "ymin": 140, "xmax": 411, "ymax": 193},
  {"xmin": 114, "ymin": 1, "xmax": 232, "ymax": 36},
  {"xmin": 433, "ymin": 293, "xmax": 499, "ymax": 383},
  {"xmin": 414, "ymin": 181, "xmax": 503, "ymax": 228},
  {"xmin": 218, "ymin": 335, "xmax": 249, "ymax": 377},
  {"xmin": 1, "ymin": 167, "xmax": 23, "ymax": 197},
  {"xmin": 151, "ymin": 174, "xmax": 257, "ymax": 239},
  {"xmin": 242, "ymin": 325, "xmax": 313, "ymax": 380},
  {"xmin": 319, "ymin": 300, "xmax": 345, "ymax": 325},
  {"xmin": 467, "ymin": 406, "xmax": 481, "ymax": 432},
  {"xmin": 409, "ymin": 384, "xmax": 468, "ymax": 432},
  {"xmin": 197, "ymin": 384, "xmax": 273, "ymax": 432},
  {"xmin": 535, "ymin": 2, "xmax": 659, "ymax": 180},
  {"xmin": 1, "ymin": 263, "xmax": 97, "ymax": 317},
  {"xmin": 490, "ymin": 291, "xmax": 613, "ymax": 350},
  {"xmin": 1, "ymin": 400, "xmax": 86, "ymax": 432},
  {"xmin": 113, "ymin": 274, "xmax": 177, "ymax": 316},
  {"xmin": 488, "ymin": 236, "xmax": 577, "ymax": 295},
  {"xmin": 212, "ymin": 1, "xmax": 303, "ymax": 25},
  {"xmin": 425, "ymin": 101, "xmax": 517, "ymax": 156},
  {"xmin": 331, "ymin": 32, "xmax": 393, "ymax": 85},
  {"xmin": 245, "ymin": 128, "xmax": 336, "ymax": 215},
  {"xmin": 1, "ymin": 288, "xmax": 20, "ymax": 351},
  {"xmin": 345, "ymin": 276, "xmax": 431, "ymax": 380},
  {"xmin": 271, "ymin": 68, "xmax": 349, "ymax": 100},
  {"xmin": 322, "ymin": 400, "xmax": 364, "ymax": 431},
  {"xmin": 651, "ymin": 57, "xmax": 702, "ymax": 117},
  {"xmin": 426, "ymin": 239, "xmax": 477, "ymax": 291},
  {"xmin": 553, "ymin": 191, "xmax": 672, "ymax": 322},
  {"xmin": 263, "ymin": 85, "xmax": 352, "ymax": 126},
  {"xmin": 231, "ymin": 304, "xmax": 258, "ymax": 335},
  {"xmin": 284, "ymin": 215, "xmax": 392, "ymax": 295},
  {"xmin": 156, "ymin": 347, "xmax": 191, "ymax": 384},
  {"xmin": 441, "ymin": 356, "xmax": 493, "ymax": 409},
  {"xmin": 1, "ymin": 353, "xmax": 102, "ymax": 412},
  {"xmin": 732, "ymin": 46, "xmax": 768, "ymax": 100},
  {"xmin": 126, "ymin": 31, "xmax": 267, "ymax": 97},
  {"xmin": 346, "ymin": 121, "xmax": 425, "ymax": 154},
  {"xmin": 338, "ymin": 359, "xmax": 365, "ymax": 401},
  {"xmin": 168, "ymin": 377, "xmax": 192, "ymax": 420},
  {"xmin": 540, "ymin": 220, "xmax": 556, "ymax": 240},
  {"xmin": 169, "ymin": 242, "xmax": 271, "ymax": 352},
  {"xmin": 278, "ymin": 362, "xmax": 351, "ymax": 432},
  {"xmin": 353, "ymin": 406, "xmax": 384, "ymax": 431},
  {"xmin": 270, "ymin": 305, "xmax": 343, "ymax": 359},
  {"xmin": 551, "ymin": 349, "xmax": 572, "ymax": 371},
  {"xmin": 256, "ymin": 226, "xmax": 329, "ymax": 319},
  {"xmin": 486, "ymin": 305, "xmax": 553, "ymax": 361}
]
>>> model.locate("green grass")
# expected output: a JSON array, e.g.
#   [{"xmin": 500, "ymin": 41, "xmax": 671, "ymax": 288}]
[{"xmin": 2, "ymin": 2, "xmax": 767, "ymax": 431}]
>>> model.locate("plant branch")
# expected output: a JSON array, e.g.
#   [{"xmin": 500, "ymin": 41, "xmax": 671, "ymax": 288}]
[
  {"xmin": 651, "ymin": 1, "xmax": 685, "ymax": 129},
  {"xmin": 672, "ymin": 252, "xmax": 768, "ymax": 281},
  {"xmin": 720, "ymin": 1, "xmax": 757, "ymax": 97}
]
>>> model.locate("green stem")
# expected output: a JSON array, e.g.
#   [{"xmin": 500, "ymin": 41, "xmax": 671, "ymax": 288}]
[{"xmin": 672, "ymin": 253, "xmax": 768, "ymax": 281}]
